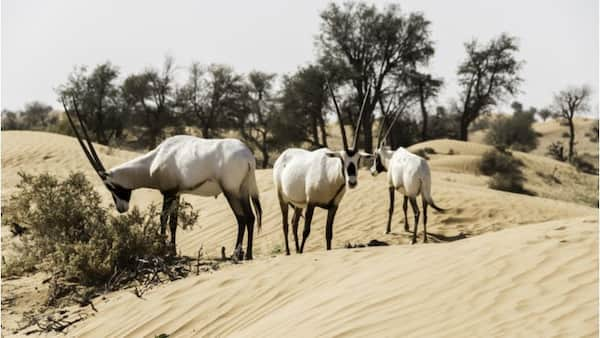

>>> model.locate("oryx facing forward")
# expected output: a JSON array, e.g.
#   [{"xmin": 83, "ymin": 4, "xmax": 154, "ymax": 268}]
[
  {"xmin": 62, "ymin": 99, "xmax": 262, "ymax": 260},
  {"xmin": 273, "ymin": 83, "xmax": 373, "ymax": 255},
  {"xmin": 370, "ymin": 115, "xmax": 445, "ymax": 244}
]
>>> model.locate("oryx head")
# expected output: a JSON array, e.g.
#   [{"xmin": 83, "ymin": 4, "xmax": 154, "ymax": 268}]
[
  {"xmin": 61, "ymin": 97, "xmax": 132, "ymax": 213},
  {"xmin": 370, "ymin": 111, "xmax": 400, "ymax": 177},
  {"xmin": 326, "ymin": 81, "xmax": 374, "ymax": 189}
]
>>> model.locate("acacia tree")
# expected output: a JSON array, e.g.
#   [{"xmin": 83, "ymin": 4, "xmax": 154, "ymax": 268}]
[
  {"xmin": 280, "ymin": 64, "xmax": 329, "ymax": 148},
  {"xmin": 177, "ymin": 63, "xmax": 245, "ymax": 138},
  {"xmin": 553, "ymin": 85, "xmax": 591, "ymax": 161},
  {"xmin": 403, "ymin": 71, "xmax": 442, "ymax": 141},
  {"xmin": 238, "ymin": 71, "xmax": 278, "ymax": 168},
  {"xmin": 122, "ymin": 57, "xmax": 176, "ymax": 148},
  {"xmin": 456, "ymin": 33, "xmax": 523, "ymax": 141},
  {"xmin": 537, "ymin": 108, "xmax": 552, "ymax": 122},
  {"xmin": 318, "ymin": 2, "xmax": 435, "ymax": 152},
  {"xmin": 57, "ymin": 62, "xmax": 123, "ymax": 144},
  {"xmin": 21, "ymin": 101, "xmax": 54, "ymax": 130}
]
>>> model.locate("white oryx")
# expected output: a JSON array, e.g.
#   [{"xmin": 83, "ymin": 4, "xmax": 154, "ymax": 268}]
[
  {"xmin": 370, "ymin": 115, "xmax": 445, "ymax": 244},
  {"xmin": 273, "ymin": 82, "xmax": 373, "ymax": 255},
  {"xmin": 62, "ymin": 99, "xmax": 262, "ymax": 260}
]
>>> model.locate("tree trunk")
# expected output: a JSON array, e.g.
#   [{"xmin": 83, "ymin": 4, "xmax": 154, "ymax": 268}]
[
  {"xmin": 318, "ymin": 114, "xmax": 328, "ymax": 147},
  {"xmin": 261, "ymin": 147, "xmax": 269, "ymax": 168},
  {"xmin": 568, "ymin": 118, "xmax": 575, "ymax": 161},
  {"xmin": 310, "ymin": 115, "xmax": 319, "ymax": 147},
  {"xmin": 459, "ymin": 116, "xmax": 469, "ymax": 141},
  {"xmin": 420, "ymin": 93, "xmax": 428, "ymax": 141}
]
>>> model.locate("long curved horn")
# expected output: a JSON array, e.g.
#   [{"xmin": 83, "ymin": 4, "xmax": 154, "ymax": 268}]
[
  {"xmin": 376, "ymin": 95, "xmax": 394, "ymax": 147},
  {"xmin": 61, "ymin": 97, "xmax": 106, "ymax": 177},
  {"xmin": 70, "ymin": 97, "xmax": 106, "ymax": 172},
  {"xmin": 326, "ymin": 80, "xmax": 349, "ymax": 151},
  {"xmin": 380, "ymin": 109, "xmax": 403, "ymax": 147},
  {"xmin": 351, "ymin": 83, "xmax": 371, "ymax": 150}
]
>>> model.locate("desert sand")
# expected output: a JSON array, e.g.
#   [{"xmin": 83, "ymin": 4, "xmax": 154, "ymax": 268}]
[{"xmin": 1, "ymin": 120, "xmax": 598, "ymax": 336}]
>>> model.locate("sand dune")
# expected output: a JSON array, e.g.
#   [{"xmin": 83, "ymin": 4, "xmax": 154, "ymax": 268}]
[
  {"xmin": 68, "ymin": 216, "xmax": 598, "ymax": 337},
  {"xmin": 1, "ymin": 130, "xmax": 598, "ymax": 337}
]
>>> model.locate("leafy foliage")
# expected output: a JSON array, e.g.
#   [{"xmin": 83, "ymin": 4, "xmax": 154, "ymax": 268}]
[
  {"xmin": 485, "ymin": 111, "xmax": 538, "ymax": 152},
  {"xmin": 479, "ymin": 150, "xmax": 526, "ymax": 193},
  {"xmin": 3, "ymin": 172, "xmax": 198, "ymax": 289}
]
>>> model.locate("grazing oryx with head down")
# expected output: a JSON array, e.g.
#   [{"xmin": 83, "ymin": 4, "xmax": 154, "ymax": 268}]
[
  {"xmin": 370, "ymin": 114, "xmax": 445, "ymax": 244},
  {"xmin": 273, "ymin": 82, "xmax": 373, "ymax": 255},
  {"xmin": 62, "ymin": 99, "xmax": 262, "ymax": 260}
]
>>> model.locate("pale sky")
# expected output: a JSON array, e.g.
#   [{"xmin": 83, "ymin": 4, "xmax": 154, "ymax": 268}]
[{"xmin": 2, "ymin": 0, "xmax": 598, "ymax": 115}]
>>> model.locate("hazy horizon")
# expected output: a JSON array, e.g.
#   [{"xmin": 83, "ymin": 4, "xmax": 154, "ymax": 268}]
[{"xmin": 2, "ymin": 0, "xmax": 598, "ymax": 116}]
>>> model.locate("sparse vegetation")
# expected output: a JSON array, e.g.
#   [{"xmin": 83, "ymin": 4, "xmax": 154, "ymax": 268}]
[
  {"xmin": 2, "ymin": 172, "xmax": 198, "ymax": 304},
  {"xmin": 546, "ymin": 141, "xmax": 566, "ymax": 161},
  {"xmin": 485, "ymin": 111, "xmax": 538, "ymax": 152},
  {"xmin": 479, "ymin": 150, "xmax": 527, "ymax": 193}
]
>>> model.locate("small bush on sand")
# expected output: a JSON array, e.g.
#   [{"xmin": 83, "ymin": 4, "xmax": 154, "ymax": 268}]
[
  {"xmin": 546, "ymin": 141, "xmax": 566, "ymax": 161},
  {"xmin": 479, "ymin": 150, "xmax": 526, "ymax": 193},
  {"xmin": 3, "ymin": 172, "xmax": 198, "ymax": 300},
  {"xmin": 572, "ymin": 155, "xmax": 598, "ymax": 175},
  {"xmin": 485, "ymin": 112, "xmax": 538, "ymax": 152}
]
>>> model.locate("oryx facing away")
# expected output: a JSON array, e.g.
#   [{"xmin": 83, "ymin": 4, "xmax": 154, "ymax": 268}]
[
  {"xmin": 370, "ymin": 115, "xmax": 445, "ymax": 244},
  {"xmin": 62, "ymin": 98, "xmax": 262, "ymax": 260},
  {"xmin": 273, "ymin": 82, "xmax": 373, "ymax": 255}
]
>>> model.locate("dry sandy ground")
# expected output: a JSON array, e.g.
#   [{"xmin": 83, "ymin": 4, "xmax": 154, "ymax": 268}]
[{"xmin": 1, "ymin": 127, "xmax": 598, "ymax": 337}]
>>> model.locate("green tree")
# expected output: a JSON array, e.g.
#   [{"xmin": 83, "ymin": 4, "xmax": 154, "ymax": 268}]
[
  {"xmin": 21, "ymin": 101, "xmax": 54, "ymax": 130},
  {"xmin": 57, "ymin": 62, "xmax": 123, "ymax": 144},
  {"xmin": 456, "ymin": 33, "xmax": 523, "ymax": 141},
  {"xmin": 280, "ymin": 64, "xmax": 329, "ymax": 148},
  {"xmin": 485, "ymin": 110, "xmax": 539, "ymax": 152},
  {"xmin": 122, "ymin": 57, "xmax": 176, "ymax": 148},
  {"xmin": 1, "ymin": 109, "xmax": 21, "ymax": 130},
  {"xmin": 537, "ymin": 108, "xmax": 552, "ymax": 122},
  {"xmin": 177, "ymin": 63, "xmax": 245, "ymax": 138},
  {"xmin": 318, "ymin": 1, "xmax": 435, "ymax": 152},
  {"xmin": 237, "ymin": 71, "xmax": 278, "ymax": 168},
  {"xmin": 553, "ymin": 85, "xmax": 591, "ymax": 161}
]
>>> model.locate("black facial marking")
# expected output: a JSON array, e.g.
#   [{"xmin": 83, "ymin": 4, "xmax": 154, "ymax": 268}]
[
  {"xmin": 106, "ymin": 182, "xmax": 132, "ymax": 202},
  {"xmin": 375, "ymin": 153, "xmax": 386, "ymax": 173},
  {"xmin": 346, "ymin": 149, "xmax": 357, "ymax": 156},
  {"xmin": 347, "ymin": 162, "xmax": 356, "ymax": 177}
]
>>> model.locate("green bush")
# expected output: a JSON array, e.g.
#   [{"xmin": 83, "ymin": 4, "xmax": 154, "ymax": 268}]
[
  {"xmin": 479, "ymin": 150, "xmax": 526, "ymax": 193},
  {"xmin": 3, "ymin": 172, "xmax": 198, "ymax": 288},
  {"xmin": 546, "ymin": 141, "xmax": 566, "ymax": 161},
  {"xmin": 485, "ymin": 111, "xmax": 538, "ymax": 152}
]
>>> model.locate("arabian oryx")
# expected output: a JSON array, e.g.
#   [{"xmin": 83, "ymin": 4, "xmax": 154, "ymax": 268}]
[
  {"xmin": 273, "ymin": 82, "xmax": 373, "ymax": 255},
  {"xmin": 61, "ymin": 99, "xmax": 262, "ymax": 260},
  {"xmin": 370, "ymin": 114, "xmax": 445, "ymax": 244}
]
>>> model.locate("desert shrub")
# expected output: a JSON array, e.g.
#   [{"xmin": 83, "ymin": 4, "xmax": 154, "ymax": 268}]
[
  {"xmin": 479, "ymin": 150, "xmax": 522, "ymax": 176},
  {"xmin": 571, "ymin": 156, "xmax": 598, "ymax": 175},
  {"xmin": 3, "ymin": 172, "xmax": 198, "ymax": 288},
  {"xmin": 423, "ymin": 147, "xmax": 436, "ymax": 154},
  {"xmin": 561, "ymin": 132, "xmax": 570, "ymax": 138},
  {"xmin": 469, "ymin": 114, "xmax": 491, "ymax": 132},
  {"xmin": 485, "ymin": 111, "xmax": 538, "ymax": 152},
  {"xmin": 585, "ymin": 125, "xmax": 599, "ymax": 143},
  {"xmin": 546, "ymin": 141, "xmax": 566, "ymax": 161},
  {"xmin": 412, "ymin": 149, "xmax": 429, "ymax": 160},
  {"xmin": 479, "ymin": 150, "xmax": 526, "ymax": 193}
]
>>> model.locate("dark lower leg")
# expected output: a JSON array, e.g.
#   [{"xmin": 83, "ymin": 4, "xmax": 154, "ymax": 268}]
[
  {"xmin": 242, "ymin": 199, "xmax": 255, "ymax": 260},
  {"xmin": 325, "ymin": 206, "xmax": 338, "ymax": 250},
  {"xmin": 422, "ymin": 197, "xmax": 428, "ymax": 243},
  {"xmin": 386, "ymin": 187, "xmax": 395, "ymax": 234},
  {"xmin": 169, "ymin": 195, "xmax": 180, "ymax": 250},
  {"xmin": 223, "ymin": 190, "xmax": 245, "ymax": 259},
  {"xmin": 292, "ymin": 208, "xmax": 302, "ymax": 253},
  {"xmin": 160, "ymin": 194, "xmax": 171, "ymax": 238},
  {"xmin": 409, "ymin": 197, "xmax": 420, "ymax": 244},
  {"xmin": 299, "ymin": 205, "xmax": 315, "ymax": 253},
  {"xmin": 280, "ymin": 201, "xmax": 290, "ymax": 255},
  {"xmin": 403, "ymin": 196, "xmax": 409, "ymax": 232}
]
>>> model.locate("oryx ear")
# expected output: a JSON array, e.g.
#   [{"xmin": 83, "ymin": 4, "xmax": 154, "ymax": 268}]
[
  {"xmin": 325, "ymin": 150, "xmax": 343, "ymax": 159},
  {"xmin": 358, "ymin": 151, "xmax": 374, "ymax": 159}
]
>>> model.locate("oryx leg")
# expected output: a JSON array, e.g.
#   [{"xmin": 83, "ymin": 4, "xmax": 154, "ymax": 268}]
[
  {"xmin": 223, "ymin": 190, "xmax": 245, "ymax": 260},
  {"xmin": 299, "ymin": 204, "xmax": 315, "ymax": 254},
  {"xmin": 422, "ymin": 197, "xmax": 428, "ymax": 243},
  {"xmin": 241, "ymin": 195, "xmax": 256, "ymax": 260},
  {"xmin": 325, "ymin": 205, "xmax": 339, "ymax": 250},
  {"xmin": 409, "ymin": 197, "xmax": 420, "ymax": 244},
  {"xmin": 386, "ymin": 187, "xmax": 395, "ymax": 234},
  {"xmin": 168, "ymin": 194, "xmax": 180, "ymax": 250},
  {"xmin": 278, "ymin": 196, "xmax": 290, "ymax": 255},
  {"xmin": 291, "ymin": 207, "xmax": 302, "ymax": 253},
  {"xmin": 403, "ymin": 196, "xmax": 409, "ymax": 232},
  {"xmin": 160, "ymin": 192, "xmax": 172, "ymax": 239}
]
